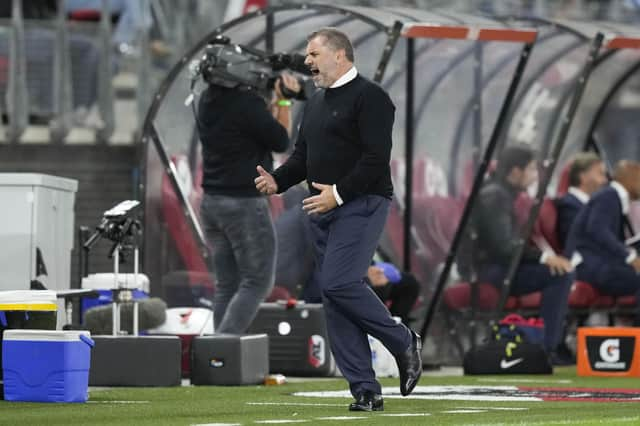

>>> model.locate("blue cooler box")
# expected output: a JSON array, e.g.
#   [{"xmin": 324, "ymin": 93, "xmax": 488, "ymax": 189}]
[{"xmin": 2, "ymin": 330, "xmax": 94, "ymax": 403}]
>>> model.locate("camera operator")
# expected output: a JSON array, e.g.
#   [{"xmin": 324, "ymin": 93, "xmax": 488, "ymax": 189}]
[{"xmin": 197, "ymin": 72, "xmax": 301, "ymax": 334}]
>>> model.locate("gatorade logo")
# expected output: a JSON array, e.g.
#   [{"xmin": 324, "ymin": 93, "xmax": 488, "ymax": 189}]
[
  {"xmin": 595, "ymin": 338, "xmax": 625, "ymax": 369},
  {"xmin": 599, "ymin": 339, "xmax": 620, "ymax": 363},
  {"xmin": 308, "ymin": 335, "xmax": 325, "ymax": 368},
  {"xmin": 588, "ymin": 337, "xmax": 633, "ymax": 371}
]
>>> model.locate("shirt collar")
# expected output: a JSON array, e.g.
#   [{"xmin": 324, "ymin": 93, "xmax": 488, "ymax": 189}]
[
  {"xmin": 611, "ymin": 181, "xmax": 630, "ymax": 214},
  {"xmin": 568, "ymin": 187, "xmax": 589, "ymax": 204},
  {"xmin": 330, "ymin": 66, "xmax": 357, "ymax": 88}
]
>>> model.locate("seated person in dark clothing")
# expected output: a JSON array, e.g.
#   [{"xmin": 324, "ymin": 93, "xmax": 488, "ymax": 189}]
[
  {"xmin": 473, "ymin": 145, "xmax": 574, "ymax": 361},
  {"xmin": 555, "ymin": 153, "xmax": 607, "ymax": 247},
  {"xmin": 566, "ymin": 161, "xmax": 640, "ymax": 320},
  {"xmin": 366, "ymin": 261, "xmax": 420, "ymax": 327},
  {"xmin": 301, "ymin": 250, "xmax": 419, "ymax": 327}
]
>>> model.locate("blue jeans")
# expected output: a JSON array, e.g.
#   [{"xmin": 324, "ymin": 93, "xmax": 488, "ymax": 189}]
[{"xmin": 200, "ymin": 194, "xmax": 276, "ymax": 333}]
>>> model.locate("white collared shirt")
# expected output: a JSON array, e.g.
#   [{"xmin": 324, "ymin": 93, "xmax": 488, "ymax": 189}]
[
  {"xmin": 610, "ymin": 181, "xmax": 635, "ymax": 263},
  {"xmin": 570, "ymin": 181, "xmax": 635, "ymax": 266},
  {"xmin": 330, "ymin": 66, "xmax": 358, "ymax": 206},
  {"xmin": 330, "ymin": 66, "xmax": 357, "ymax": 89},
  {"xmin": 611, "ymin": 181, "xmax": 630, "ymax": 214},
  {"xmin": 568, "ymin": 187, "xmax": 589, "ymax": 204}
]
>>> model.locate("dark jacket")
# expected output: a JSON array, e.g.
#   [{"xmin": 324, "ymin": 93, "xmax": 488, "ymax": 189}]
[
  {"xmin": 197, "ymin": 85, "xmax": 289, "ymax": 197},
  {"xmin": 472, "ymin": 178, "xmax": 542, "ymax": 266},
  {"xmin": 566, "ymin": 186, "xmax": 629, "ymax": 278},
  {"xmin": 555, "ymin": 192, "xmax": 585, "ymax": 248}
]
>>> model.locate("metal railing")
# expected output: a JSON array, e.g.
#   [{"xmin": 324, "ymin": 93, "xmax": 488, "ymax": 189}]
[
  {"xmin": 2, "ymin": 0, "xmax": 637, "ymax": 144},
  {"xmin": 0, "ymin": 0, "xmax": 227, "ymax": 145}
]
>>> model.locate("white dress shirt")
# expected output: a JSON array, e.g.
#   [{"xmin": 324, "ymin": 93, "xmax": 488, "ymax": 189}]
[{"xmin": 610, "ymin": 181, "xmax": 636, "ymax": 263}]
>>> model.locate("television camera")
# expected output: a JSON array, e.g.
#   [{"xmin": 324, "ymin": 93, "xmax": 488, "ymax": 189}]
[{"xmin": 189, "ymin": 35, "xmax": 311, "ymax": 99}]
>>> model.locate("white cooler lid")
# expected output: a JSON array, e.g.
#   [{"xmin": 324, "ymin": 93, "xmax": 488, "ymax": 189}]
[
  {"xmin": 81, "ymin": 273, "xmax": 150, "ymax": 293},
  {"xmin": 0, "ymin": 290, "xmax": 57, "ymax": 304},
  {"xmin": 3, "ymin": 329, "xmax": 91, "ymax": 342}
]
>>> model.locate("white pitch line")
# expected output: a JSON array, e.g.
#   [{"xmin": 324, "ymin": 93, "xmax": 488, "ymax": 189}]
[
  {"xmin": 456, "ymin": 406, "xmax": 529, "ymax": 411},
  {"xmin": 315, "ymin": 417, "xmax": 367, "ymax": 421},
  {"xmin": 442, "ymin": 409, "xmax": 488, "ymax": 414},
  {"xmin": 380, "ymin": 413, "xmax": 432, "ymax": 417},
  {"xmin": 247, "ymin": 402, "xmax": 345, "ymax": 407},
  {"xmin": 293, "ymin": 388, "xmax": 541, "ymax": 402},
  {"xmin": 191, "ymin": 424, "xmax": 241, "ymax": 426},
  {"xmin": 254, "ymin": 421, "xmax": 308, "ymax": 424}
]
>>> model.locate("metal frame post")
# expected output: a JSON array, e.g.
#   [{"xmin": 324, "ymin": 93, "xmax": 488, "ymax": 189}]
[
  {"xmin": 420, "ymin": 41, "xmax": 536, "ymax": 340},
  {"xmin": 404, "ymin": 36, "xmax": 415, "ymax": 272},
  {"xmin": 496, "ymin": 33, "xmax": 605, "ymax": 315}
]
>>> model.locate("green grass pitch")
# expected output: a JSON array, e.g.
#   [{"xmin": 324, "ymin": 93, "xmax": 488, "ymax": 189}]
[{"xmin": 2, "ymin": 368, "xmax": 640, "ymax": 425}]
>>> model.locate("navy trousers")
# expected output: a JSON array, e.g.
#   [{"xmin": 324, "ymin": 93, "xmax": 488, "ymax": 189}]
[
  {"xmin": 578, "ymin": 261, "xmax": 640, "ymax": 315},
  {"xmin": 481, "ymin": 263, "xmax": 573, "ymax": 352},
  {"xmin": 308, "ymin": 195, "xmax": 411, "ymax": 397}
]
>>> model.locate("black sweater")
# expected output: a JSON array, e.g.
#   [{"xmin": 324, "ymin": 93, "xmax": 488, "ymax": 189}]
[
  {"xmin": 272, "ymin": 74, "xmax": 394, "ymax": 203},
  {"xmin": 198, "ymin": 85, "xmax": 289, "ymax": 197}
]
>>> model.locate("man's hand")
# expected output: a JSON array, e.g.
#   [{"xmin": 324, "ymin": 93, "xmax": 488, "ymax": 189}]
[
  {"xmin": 544, "ymin": 254, "xmax": 573, "ymax": 276},
  {"xmin": 302, "ymin": 182, "xmax": 337, "ymax": 215},
  {"xmin": 367, "ymin": 266, "xmax": 389, "ymax": 287},
  {"xmin": 631, "ymin": 257, "xmax": 640, "ymax": 274},
  {"xmin": 254, "ymin": 165, "xmax": 278, "ymax": 195},
  {"xmin": 275, "ymin": 73, "xmax": 301, "ymax": 99}
]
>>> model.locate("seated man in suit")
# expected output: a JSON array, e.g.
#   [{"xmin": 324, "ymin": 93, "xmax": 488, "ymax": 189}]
[
  {"xmin": 473, "ymin": 145, "xmax": 574, "ymax": 363},
  {"xmin": 555, "ymin": 153, "xmax": 607, "ymax": 247},
  {"xmin": 567, "ymin": 161, "xmax": 640, "ymax": 320}
]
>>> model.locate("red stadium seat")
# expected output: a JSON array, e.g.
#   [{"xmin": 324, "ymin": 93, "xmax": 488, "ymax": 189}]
[
  {"xmin": 519, "ymin": 292, "xmax": 542, "ymax": 309},
  {"xmin": 533, "ymin": 198, "xmax": 563, "ymax": 253},
  {"xmin": 161, "ymin": 156, "xmax": 214, "ymax": 290},
  {"xmin": 556, "ymin": 161, "xmax": 572, "ymax": 197},
  {"xmin": 67, "ymin": 9, "xmax": 102, "ymax": 21},
  {"xmin": 617, "ymin": 295, "xmax": 637, "ymax": 307},
  {"xmin": 568, "ymin": 281, "xmax": 615, "ymax": 308},
  {"xmin": 0, "ymin": 56, "xmax": 7, "ymax": 85},
  {"xmin": 460, "ymin": 158, "xmax": 496, "ymax": 199},
  {"xmin": 443, "ymin": 282, "xmax": 518, "ymax": 311},
  {"xmin": 513, "ymin": 192, "xmax": 533, "ymax": 227},
  {"xmin": 412, "ymin": 195, "xmax": 464, "ymax": 273},
  {"xmin": 161, "ymin": 172, "xmax": 214, "ymax": 289}
]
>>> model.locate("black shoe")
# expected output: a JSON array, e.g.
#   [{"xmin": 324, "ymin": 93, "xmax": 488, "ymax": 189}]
[
  {"xmin": 348, "ymin": 391, "xmax": 384, "ymax": 412},
  {"xmin": 549, "ymin": 351, "xmax": 575, "ymax": 366},
  {"xmin": 395, "ymin": 330, "xmax": 422, "ymax": 396}
]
